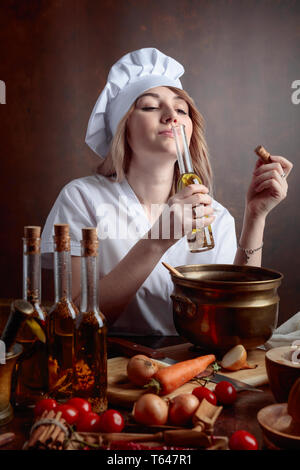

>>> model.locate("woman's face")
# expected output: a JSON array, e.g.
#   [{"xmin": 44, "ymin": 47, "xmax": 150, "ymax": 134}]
[{"xmin": 126, "ymin": 86, "xmax": 193, "ymax": 164}]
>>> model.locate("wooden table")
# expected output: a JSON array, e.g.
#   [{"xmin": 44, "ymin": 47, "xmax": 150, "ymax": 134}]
[{"xmin": 0, "ymin": 336, "xmax": 276, "ymax": 451}]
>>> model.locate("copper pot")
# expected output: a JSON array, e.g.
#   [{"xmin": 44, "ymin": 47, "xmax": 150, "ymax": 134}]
[
  {"xmin": 0, "ymin": 343, "xmax": 23, "ymax": 426},
  {"xmin": 170, "ymin": 264, "xmax": 283, "ymax": 353}
]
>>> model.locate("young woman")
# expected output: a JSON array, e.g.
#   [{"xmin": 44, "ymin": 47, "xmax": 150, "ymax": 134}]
[{"xmin": 41, "ymin": 48, "xmax": 293, "ymax": 336}]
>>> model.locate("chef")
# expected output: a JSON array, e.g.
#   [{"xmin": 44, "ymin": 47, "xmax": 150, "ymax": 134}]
[{"xmin": 41, "ymin": 47, "xmax": 292, "ymax": 336}]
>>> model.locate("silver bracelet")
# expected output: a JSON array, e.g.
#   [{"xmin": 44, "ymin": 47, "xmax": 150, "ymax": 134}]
[{"xmin": 238, "ymin": 242, "xmax": 263, "ymax": 263}]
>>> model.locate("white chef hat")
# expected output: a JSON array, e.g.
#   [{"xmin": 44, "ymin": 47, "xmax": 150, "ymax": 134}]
[{"xmin": 85, "ymin": 47, "xmax": 185, "ymax": 158}]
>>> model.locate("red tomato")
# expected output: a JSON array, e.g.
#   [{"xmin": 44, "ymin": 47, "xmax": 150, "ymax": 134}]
[
  {"xmin": 100, "ymin": 409, "xmax": 125, "ymax": 433},
  {"xmin": 229, "ymin": 430, "xmax": 258, "ymax": 450},
  {"xmin": 76, "ymin": 411, "xmax": 102, "ymax": 433},
  {"xmin": 56, "ymin": 404, "xmax": 79, "ymax": 425},
  {"xmin": 34, "ymin": 398, "xmax": 58, "ymax": 418},
  {"xmin": 192, "ymin": 386, "xmax": 217, "ymax": 405},
  {"xmin": 66, "ymin": 398, "xmax": 91, "ymax": 416},
  {"xmin": 214, "ymin": 381, "xmax": 237, "ymax": 405}
]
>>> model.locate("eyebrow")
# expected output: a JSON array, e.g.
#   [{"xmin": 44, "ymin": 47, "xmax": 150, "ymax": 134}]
[{"xmin": 137, "ymin": 92, "xmax": 186, "ymax": 102}]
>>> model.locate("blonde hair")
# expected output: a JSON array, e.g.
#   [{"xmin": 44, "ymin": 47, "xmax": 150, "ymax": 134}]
[{"xmin": 97, "ymin": 87, "xmax": 213, "ymax": 194}]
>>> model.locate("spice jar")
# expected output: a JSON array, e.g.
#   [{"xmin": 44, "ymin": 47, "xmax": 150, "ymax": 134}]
[
  {"xmin": 46, "ymin": 224, "xmax": 79, "ymax": 399},
  {"xmin": 73, "ymin": 227, "xmax": 107, "ymax": 412}
]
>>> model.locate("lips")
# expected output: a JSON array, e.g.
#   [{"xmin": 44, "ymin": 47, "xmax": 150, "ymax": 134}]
[{"xmin": 158, "ymin": 131, "xmax": 174, "ymax": 137}]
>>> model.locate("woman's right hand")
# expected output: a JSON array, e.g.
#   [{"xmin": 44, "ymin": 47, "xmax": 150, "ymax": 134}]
[{"xmin": 149, "ymin": 183, "xmax": 215, "ymax": 248}]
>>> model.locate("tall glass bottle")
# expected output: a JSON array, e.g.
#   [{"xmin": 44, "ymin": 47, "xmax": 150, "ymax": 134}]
[
  {"xmin": 14, "ymin": 226, "xmax": 48, "ymax": 407},
  {"xmin": 73, "ymin": 227, "xmax": 107, "ymax": 413},
  {"xmin": 46, "ymin": 224, "xmax": 79, "ymax": 399},
  {"xmin": 172, "ymin": 124, "xmax": 215, "ymax": 252}
]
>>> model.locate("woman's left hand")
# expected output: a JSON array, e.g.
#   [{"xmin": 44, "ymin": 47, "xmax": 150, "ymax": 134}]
[{"xmin": 246, "ymin": 155, "xmax": 293, "ymax": 219}]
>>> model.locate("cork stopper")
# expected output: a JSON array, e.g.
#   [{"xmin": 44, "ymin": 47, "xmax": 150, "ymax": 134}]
[
  {"xmin": 54, "ymin": 224, "xmax": 70, "ymax": 237},
  {"xmin": 12, "ymin": 299, "xmax": 34, "ymax": 316},
  {"xmin": 81, "ymin": 227, "xmax": 99, "ymax": 257},
  {"xmin": 24, "ymin": 226, "xmax": 41, "ymax": 239},
  {"xmin": 254, "ymin": 145, "xmax": 271, "ymax": 164},
  {"xmin": 23, "ymin": 226, "xmax": 41, "ymax": 255},
  {"xmin": 54, "ymin": 223, "xmax": 70, "ymax": 252}
]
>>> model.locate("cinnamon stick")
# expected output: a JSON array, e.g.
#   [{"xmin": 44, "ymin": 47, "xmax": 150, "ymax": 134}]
[
  {"xmin": 47, "ymin": 411, "xmax": 64, "ymax": 448},
  {"xmin": 100, "ymin": 432, "xmax": 164, "ymax": 444},
  {"xmin": 27, "ymin": 410, "xmax": 49, "ymax": 448},
  {"xmin": 163, "ymin": 428, "xmax": 211, "ymax": 447},
  {"xmin": 37, "ymin": 410, "xmax": 56, "ymax": 445},
  {"xmin": 53, "ymin": 430, "xmax": 65, "ymax": 449}
]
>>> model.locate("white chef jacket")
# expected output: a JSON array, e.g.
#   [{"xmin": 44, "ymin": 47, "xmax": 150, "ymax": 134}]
[{"xmin": 41, "ymin": 174, "xmax": 237, "ymax": 336}]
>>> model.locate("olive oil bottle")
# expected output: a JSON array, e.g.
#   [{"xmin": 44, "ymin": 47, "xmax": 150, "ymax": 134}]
[{"xmin": 172, "ymin": 124, "xmax": 215, "ymax": 252}]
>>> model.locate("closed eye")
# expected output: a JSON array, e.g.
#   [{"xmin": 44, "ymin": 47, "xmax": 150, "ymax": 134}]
[{"xmin": 142, "ymin": 107, "xmax": 188, "ymax": 115}]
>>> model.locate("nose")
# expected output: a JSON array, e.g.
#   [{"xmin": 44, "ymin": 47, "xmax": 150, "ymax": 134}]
[{"xmin": 161, "ymin": 109, "xmax": 178, "ymax": 124}]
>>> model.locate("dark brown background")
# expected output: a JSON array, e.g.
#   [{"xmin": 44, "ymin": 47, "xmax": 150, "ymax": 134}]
[{"xmin": 0, "ymin": 0, "xmax": 299, "ymax": 325}]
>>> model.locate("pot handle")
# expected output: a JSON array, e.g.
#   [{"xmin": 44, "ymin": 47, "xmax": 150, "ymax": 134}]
[{"xmin": 170, "ymin": 294, "xmax": 197, "ymax": 319}]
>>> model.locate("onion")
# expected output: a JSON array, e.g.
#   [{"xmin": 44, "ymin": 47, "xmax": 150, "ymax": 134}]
[
  {"xmin": 168, "ymin": 393, "xmax": 200, "ymax": 426},
  {"xmin": 127, "ymin": 355, "xmax": 159, "ymax": 386},
  {"xmin": 132, "ymin": 393, "xmax": 169, "ymax": 426},
  {"xmin": 221, "ymin": 344, "xmax": 256, "ymax": 371}
]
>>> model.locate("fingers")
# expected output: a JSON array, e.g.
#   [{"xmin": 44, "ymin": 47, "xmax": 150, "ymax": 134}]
[
  {"xmin": 185, "ymin": 192, "xmax": 213, "ymax": 207},
  {"xmin": 170, "ymin": 184, "xmax": 213, "ymax": 215},
  {"xmin": 192, "ymin": 204, "xmax": 214, "ymax": 218},
  {"xmin": 254, "ymin": 156, "xmax": 293, "ymax": 179},
  {"xmin": 254, "ymin": 177, "xmax": 286, "ymax": 198},
  {"xmin": 269, "ymin": 155, "xmax": 293, "ymax": 178},
  {"xmin": 192, "ymin": 209, "xmax": 215, "ymax": 230},
  {"xmin": 177, "ymin": 183, "xmax": 209, "ymax": 199},
  {"xmin": 254, "ymin": 168, "xmax": 285, "ymax": 191}
]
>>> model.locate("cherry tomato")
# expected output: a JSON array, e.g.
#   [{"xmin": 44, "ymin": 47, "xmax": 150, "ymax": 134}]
[
  {"xmin": 76, "ymin": 411, "xmax": 102, "ymax": 432},
  {"xmin": 100, "ymin": 409, "xmax": 125, "ymax": 433},
  {"xmin": 192, "ymin": 386, "xmax": 217, "ymax": 405},
  {"xmin": 66, "ymin": 398, "xmax": 91, "ymax": 416},
  {"xmin": 34, "ymin": 398, "xmax": 58, "ymax": 418},
  {"xmin": 214, "ymin": 381, "xmax": 237, "ymax": 405},
  {"xmin": 229, "ymin": 430, "xmax": 258, "ymax": 450},
  {"xmin": 56, "ymin": 404, "xmax": 79, "ymax": 425}
]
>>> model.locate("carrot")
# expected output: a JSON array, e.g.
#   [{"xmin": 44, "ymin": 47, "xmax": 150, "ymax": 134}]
[{"xmin": 145, "ymin": 354, "xmax": 216, "ymax": 395}]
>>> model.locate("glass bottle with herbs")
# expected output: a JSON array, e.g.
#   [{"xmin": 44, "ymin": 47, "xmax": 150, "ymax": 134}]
[
  {"xmin": 46, "ymin": 224, "xmax": 79, "ymax": 399},
  {"xmin": 14, "ymin": 226, "xmax": 48, "ymax": 407},
  {"xmin": 73, "ymin": 227, "xmax": 107, "ymax": 413}
]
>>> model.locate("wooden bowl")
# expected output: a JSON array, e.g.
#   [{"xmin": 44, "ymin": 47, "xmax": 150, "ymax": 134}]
[
  {"xmin": 257, "ymin": 403, "xmax": 300, "ymax": 450},
  {"xmin": 265, "ymin": 346, "xmax": 300, "ymax": 402}
]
